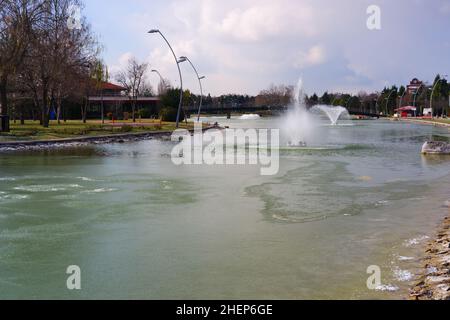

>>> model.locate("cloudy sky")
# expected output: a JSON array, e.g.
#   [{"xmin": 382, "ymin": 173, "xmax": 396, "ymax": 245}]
[{"xmin": 84, "ymin": 0, "xmax": 450, "ymax": 96}]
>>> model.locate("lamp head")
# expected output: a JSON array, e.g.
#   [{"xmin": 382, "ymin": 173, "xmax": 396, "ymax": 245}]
[
  {"xmin": 177, "ymin": 57, "xmax": 187, "ymax": 63},
  {"xmin": 148, "ymin": 29, "xmax": 159, "ymax": 34},
  {"xmin": 199, "ymin": 76, "xmax": 205, "ymax": 80}
]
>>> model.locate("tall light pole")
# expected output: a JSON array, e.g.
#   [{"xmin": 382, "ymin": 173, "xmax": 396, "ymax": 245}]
[
  {"xmin": 151, "ymin": 69, "xmax": 169, "ymax": 95},
  {"xmin": 412, "ymin": 83, "xmax": 424, "ymax": 114},
  {"xmin": 179, "ymin": 56, "xmax": 205, "ymax": 122},
  {"xmin": 430, "ymin": 75, "xmax": 448, "ymax": 118},
  {"xmin": 331, "ymin": 96, "xmax": 338, "ymax": 106},
  {"xmin": 398, "ymin": 89, "xmax": 406, "ymax": 116},
  {"xmin": 148, "ymin": 29, "xmax": 184, "ymax": 128},
  {"xmin": 385, "ymin": 89, "xmax": 397, "ymax": 116},
  {"xmin": 375, "ymin": 93, "xmax": 383, "ymax": 115},
  {"xmin": 345, "ymin": 96, "xmax": 358, "ymax": 110}
]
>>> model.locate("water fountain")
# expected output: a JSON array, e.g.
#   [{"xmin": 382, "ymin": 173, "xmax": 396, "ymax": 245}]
[
  {"xmin": 281, "ymin": 78, "xmax": 313, "ymax": 147},
  {"xmin": 310, "ymin": 105, "xmax": 350, "ymax": 125},
  {"xmin": 281, "ymin": 78, "xmax": 351, "ymax": 147}
]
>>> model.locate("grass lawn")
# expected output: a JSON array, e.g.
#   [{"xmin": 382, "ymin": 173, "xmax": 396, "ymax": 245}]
[
  {"xmin": 0, "ymin": 119, "xmax": 199, "ymax": 142},
  {"xmin": 408, "ymin": 118, "xmax": 450, "ymax": 125},
  {"xmin": 430, "ymin": 118, "xmax": 450, "ymax": 125}
]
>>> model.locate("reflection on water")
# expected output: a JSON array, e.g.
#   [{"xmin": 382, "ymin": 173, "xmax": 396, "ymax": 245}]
[{"xmin": 0, "ymin": 118, "xmax": 449, "ymax": 299}]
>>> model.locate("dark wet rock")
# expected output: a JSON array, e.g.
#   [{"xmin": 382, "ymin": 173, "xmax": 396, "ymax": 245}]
[
  {"xmin": 411, "ymin": 212, "xmax": 450, "ymax": 300},
  {"xmin": 0, "ymin": 126, "xmax": 220, "ymax": 153},
  {"xmin": 421, "ymin": 141, "xmax": 450, "ymax": 155}
]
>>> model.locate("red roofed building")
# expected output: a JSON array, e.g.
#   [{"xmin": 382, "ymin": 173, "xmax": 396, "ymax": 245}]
[
  {"xmin": 88, "ymin": 81, "xmax": 160, "ymax": 119},
  {"xmin": 96, "ymin": 82, "xmax": 127, "ymax": 96},
  {"xmin": 399, "ymin": 78, "xmax": 429, "ymax": 115}
]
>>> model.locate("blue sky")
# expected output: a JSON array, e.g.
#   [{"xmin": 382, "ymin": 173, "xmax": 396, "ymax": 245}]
[{"xmin": 83, "ymin": 0, "xmax": 450, "ymax": 96}]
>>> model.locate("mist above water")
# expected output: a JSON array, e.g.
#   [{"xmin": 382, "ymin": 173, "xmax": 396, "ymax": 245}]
[
  {"xmin": 281, "ymin": 78, "xmax": 314, "ymax": 147},
  {"xmin": 280, "ymin": 78, "xmax": 351, "ymax": 147},
  {"xmin": 311, "ymin": 105, "xmax": 350, "ymax": 126}
]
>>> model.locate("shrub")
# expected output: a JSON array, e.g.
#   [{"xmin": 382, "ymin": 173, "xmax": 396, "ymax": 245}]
[
  {"xmin": 119, "ymin": 125, "xmax": 133, "ymax": 132},
  {"xmin": 159, "ymin": 107, "xmax": 185, "ymax": 122}
]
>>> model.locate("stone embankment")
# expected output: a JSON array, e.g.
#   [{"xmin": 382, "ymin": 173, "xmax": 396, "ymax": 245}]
[{"xmin": 410, "ymin": 207, "xmax": 450, "ymax": 300}]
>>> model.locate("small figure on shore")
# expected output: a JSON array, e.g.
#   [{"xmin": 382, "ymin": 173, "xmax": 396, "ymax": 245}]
[{"xmin": 287, "ymin": 141, "xmax": 307, "ymax": 147}]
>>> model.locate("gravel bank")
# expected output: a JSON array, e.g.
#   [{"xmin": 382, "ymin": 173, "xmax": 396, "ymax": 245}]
[{"xmin": 410, "ymin": 207, "xmax": 450, "ymax": 300}]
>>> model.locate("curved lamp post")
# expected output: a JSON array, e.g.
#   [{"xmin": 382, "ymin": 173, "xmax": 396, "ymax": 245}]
[
  {"xmin": 151, "ymin": 69, "xmax": 169, "ymax": 94},
  {"xmin": 331, "ymin": 96, "xmax": 338, "ymax": 106},
  {"xmin": 385, "ymin": 89, "xmax": 397, "ymax": 116},
  {"xmin": 151, "ymin": 69, "xmax": 164, "ymax": 85},
  {"xmin": 148, "ymin": 29, "xmax": 184, "ymax": 128},
  {"xmin": 398, "ymin": 90, "xmax": 406, "ymax": 110},
  {"xmin": 375, "ymin": 94, "xmax": 383, "ymax": 115},
  {"xmin": 345, "ymin": 96, "xmax": 358, "ymax": 109},
  {"xmin": 179, "ymin": 56, "xmax": 205, "ymax": 122},
  {"xmin": 412, "ymin": 83, "xmax": 424, "ymax": 111},
  {"xmin": 430, "ymin": 76, "xmax": 448, "ymax": 118}
]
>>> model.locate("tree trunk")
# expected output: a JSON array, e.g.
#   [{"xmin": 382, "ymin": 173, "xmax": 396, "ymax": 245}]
[
  {"xmin": 56, "ymin": 95, "xmax": 62, "ymax": 125},
  {"xmin": 20, "ymin": 109, "xmax": 25, "ymax": 125},
  {"xmin": 0, "ymin": 75, "xmax": 10, "ymax": 132},
  {"xmin": 82, "ymin": 98, "xmax": 88, "ymax": 123},
  {"xmin": 102, "ymin": 97, "xmax": 105, "ymax": 124},
  {"xmin": 132, "ymin": 99, "xmax": 136, "ymax": 122},
  {"xmin": 42, "ymin": 87, "xmax": 50, "ymax": 128}
]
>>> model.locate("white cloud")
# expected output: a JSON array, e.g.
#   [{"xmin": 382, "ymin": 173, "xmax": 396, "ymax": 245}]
[
  {"xmin": 216, "ymin": 3, "xmax": 316, "ymax": 42},
  {"xmin": 93, "ymin": 0, "xmax": 450, "ymax": 96},
  {"xmin": 294, "ymin": 45, "xmax": 326, "ymax": 69},
  {"xmin": 109, "ymin": 52, "xmax": 134, "ymax": 75}
]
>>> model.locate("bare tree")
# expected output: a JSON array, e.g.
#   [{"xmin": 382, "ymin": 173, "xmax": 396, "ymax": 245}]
[
  {"xmin": 116, "ymin": 57, "xmax": 148, "ymax": 122},
  {"xmin": 16, "ymin": 0, "xmax": 99, "ymax": 127},
  {"xmin": 0, "ymin": 0, "xmax": 43, "ymax": 131},
  {"xmin": 256, "ymin": 84, "xmax": 293, "ymax": 107}
]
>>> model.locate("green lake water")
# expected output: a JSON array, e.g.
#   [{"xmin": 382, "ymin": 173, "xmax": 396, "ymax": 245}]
[{"xmin": 0, "ymin": 118, "xmax": 449, "ymax": 299}]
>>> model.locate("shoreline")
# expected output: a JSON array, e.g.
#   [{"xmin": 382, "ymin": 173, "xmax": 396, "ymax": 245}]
[
  {"xmin": 0, "ymin": 125, "xmax": 219, "ymax": 152},
  {"xmin": 410, "ymin": 206, "xmax": 450, "ymax": 300},
  {"xmin": 397, "ymin": 118, "xmax": 450, "ymax": 129}
]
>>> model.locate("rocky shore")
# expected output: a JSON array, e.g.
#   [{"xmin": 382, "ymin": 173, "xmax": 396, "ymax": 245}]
[
  {"xmin": 0, "ymin": 125, "xmax": 220, "ymax": 152},
  {"xmin": 410, "ymin": 205, "xmax": 450, "ymax": 300}
]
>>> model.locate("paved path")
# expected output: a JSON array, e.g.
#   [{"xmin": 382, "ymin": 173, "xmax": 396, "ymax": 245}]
[
  {"xmin": 398, "ymin": 118, "xmax": 450, "ymax": 129},
  {"xmin": 0, "ymin": 125, "xmax": 219, "ymax": 150}
]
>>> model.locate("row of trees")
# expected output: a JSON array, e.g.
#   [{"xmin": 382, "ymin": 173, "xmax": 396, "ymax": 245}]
[
  {"xmin": 255, "ymin": 75, "xmax": 449, "ymax": 117},
  {"xmin": 0, "ymin": 0, "xmax": 100, "ymax": 132}
]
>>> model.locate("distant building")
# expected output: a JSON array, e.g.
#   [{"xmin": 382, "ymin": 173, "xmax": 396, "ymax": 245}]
[
  {"xmin": 400, "ymin": 78, "xmax": 428, "ymax": 114},
  {"xmin": 406, "ymin": 78, "xmax": 423, "ymax": 95},
  {"xmin": 88, "ymin": 81, "xmax": 160, "ymax": 119}
]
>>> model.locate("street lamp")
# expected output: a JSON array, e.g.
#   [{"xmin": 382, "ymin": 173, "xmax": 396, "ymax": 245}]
[
  {"xmin": 375, "ymin": 94, "xmax": 383, "ymax": 115},
  {"xmin": 148, "ymin": 29, "xmax": 184, "ymax": 128},
  {"xmin": 398, "ymin": 89, "xmax": 407, "ymax": 117},
  {"xmin": 331, "ymin": 96, "xmax": 338, "ymax": 106},
  {"xmin": 398, "ymin": 90, "xmax": 406, "ymax": 109},
  {"xmin": 151, "ymin": 69, "xmax": 165, "ymax": 89},
  {"xmin": 412, "ymin": 83, "xmax": 424, "ymax": 112},
  {"xmin": 179, "ymin": 56, "xmax": 206, "ymax": 122},
  {"xmin": 345, "ymin": 96, "xmax": 358, "ymax": 109},
  {"xmin": 430, "ymin": 75, "xmax": 448, "ymax": 118},
  {"xmin": 385, "ymin": 89, "xmax": 397, "ymax": 116}
]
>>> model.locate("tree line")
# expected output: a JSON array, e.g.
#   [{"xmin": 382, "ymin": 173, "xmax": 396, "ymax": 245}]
[
  {"xmin": 0, "ymin": 0, "xmax": 101, "ymax": 132},
  {"xmin": 255, "ymin": 76, "xmax": 449, "ymax": 117}
]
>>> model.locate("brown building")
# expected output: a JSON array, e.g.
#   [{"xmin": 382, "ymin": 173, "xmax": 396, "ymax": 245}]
[
  {"xmin": 400, "ymin": 78, "xmax": 427, "ymax": 110},
  {"xmin": 88, "ymin": 82, "xmax": 160, "ymax": 119}
]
